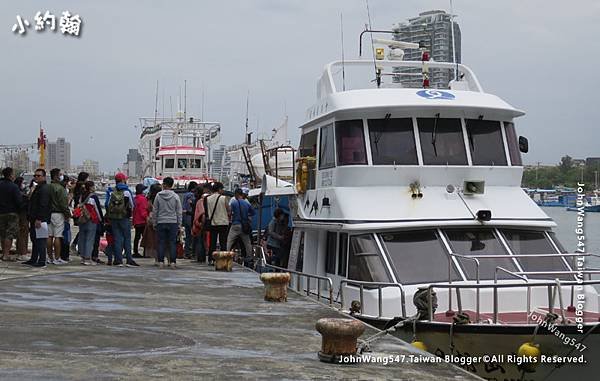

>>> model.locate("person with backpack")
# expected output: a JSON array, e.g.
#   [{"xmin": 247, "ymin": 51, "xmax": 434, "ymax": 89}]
[
  {"xmin": 226, "ymin": 188, "xmax": 255, "ymax": 262},
  {"xmin": 105, "ymin": 172, "xmax": 138, "ymax": 267},
  {"xmin": 181, "ymin": 181, "xmax": 197, "ymax": 259},
  {"xmin": 150, "ymin": 177, "xmax": 182, "ymax": 269},
  {"xmin": 74, "ymin": 181, "xmax": 101, "ymax": 265},
  {"xmin": 205, "ymin": 182, "xmax": 231, "ymax": 264},
  {"xmin": 191, "ymin": 183, "xmax": 212, "ymax": 263}
]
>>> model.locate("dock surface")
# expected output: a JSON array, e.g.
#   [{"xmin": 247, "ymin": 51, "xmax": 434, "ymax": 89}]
[{"xmin": 0, "ymin": 259, "xmax": 479, "ymax": 380}]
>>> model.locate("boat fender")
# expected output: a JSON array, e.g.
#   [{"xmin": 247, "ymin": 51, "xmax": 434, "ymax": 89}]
[
  {"xmin": 516, "ymin": 342, "xmax": 541, "ymax": 372},
  {"xmin": 411, "ymin": 340, "xmax": 428, "ymax": 351}
]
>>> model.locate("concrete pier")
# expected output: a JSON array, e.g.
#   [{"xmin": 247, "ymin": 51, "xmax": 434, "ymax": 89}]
[{"xmin": 0, "ymin": 260, "xmax": 480, "ymax": 380}]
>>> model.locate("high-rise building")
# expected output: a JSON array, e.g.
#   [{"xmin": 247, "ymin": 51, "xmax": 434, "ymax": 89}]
[
  {"xmin": 4, "ymin": 151, "xmax": 29, "ymax": 174},
  {"xmin": 75, "ymin": 159, "xmax": 100, "ymax": 177},
  {"xmin": 123, "ymin": 149, "xmax": 143, "ymax": 178},
  {"xmin": 47, "ymin": 137, "xmax": 71, "ymax": 171},
  {"xmin": 392, "ymin": 10, "xmax": 461, "ymax": 89}
]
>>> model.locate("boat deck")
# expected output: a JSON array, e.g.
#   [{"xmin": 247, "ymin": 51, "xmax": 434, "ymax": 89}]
[
  {"xmin": 0, "ymin": 259, "xmax": 479, "ymax": 380},
  {"xmin": 433, "ymin": 309, "xmax": 600, "ymax": 324}
]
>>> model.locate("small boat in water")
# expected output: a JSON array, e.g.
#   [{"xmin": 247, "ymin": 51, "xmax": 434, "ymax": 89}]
[{"xmin": 269, "ymin": 34, "xmax": 600, "ymax": 381}]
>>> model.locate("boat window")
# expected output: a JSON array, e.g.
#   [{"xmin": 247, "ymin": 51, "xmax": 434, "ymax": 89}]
[
  {"xmin": 319, "ymin": 124, "xmax": 335, "ymax": 169},
  {"xmin": 299, "ymin": 130, "xmax": 318, "ymax": 157},
  {"xmin": 443, "ymin": 228, "xmax": 517, "ymax": 280},
  {"xmin": 548, "ymin": 231, "xmax": 567, "ymax": 253},
  {"xmin": 338, "ymin": 232, "xmax": 348, "ymax": 276},
  {"xmin": 335, "ymin": 120, "xmax": 367, "ymax": 165},
  {"xmin": 165, "ymin": 158, "xmax": 175, "ymax": 169},
  {"xmin": 417, "ymin": 117, "xmax": 467, "ymax": 165},
  {"xmin": 380, "ymin": 230, "xmax": 460, "ymax": 284},
  {"xmin": 500, "ymin": 229, "xmax": 570, "ymax": 280},
  {"xmin": 465, "ymin": 120, "xmax": 507, "ymax": 166},
  {"xmin": 190, "ymin": 159, "xmax": 202, "ymax": 168},
  {"xmin": 325, "ymin": 232, "xmax": 337, "ymax": 274},
  {"xmin": 368, "ymin": 118, "xmax": 418, "ymax": 165},
  {"xmin": 348, "ymin": 234, "xmax": 390, "ymax": 282},
  {"xmin": 504, "ymin": 122, "xmax": 522, "ymax": 166},
  {"xmin": 178, "ymin": 158, "xmax": 188, "ymax": 169}
]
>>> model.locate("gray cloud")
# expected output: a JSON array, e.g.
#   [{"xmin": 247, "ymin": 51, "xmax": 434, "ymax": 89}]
[{"xmin": 1, "ymin": 0, "xmax": 598, "ymax": 171}]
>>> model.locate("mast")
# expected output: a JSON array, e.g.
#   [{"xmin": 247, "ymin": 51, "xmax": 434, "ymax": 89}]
[{"xmin": 245, "ymin": 91, "xmax": 250, "ymax": 145}]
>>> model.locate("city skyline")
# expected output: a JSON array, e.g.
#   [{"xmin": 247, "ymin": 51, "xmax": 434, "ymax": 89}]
[{"xmin": 1, "ymin": 1, "xmax": 599, "ymax": 171}]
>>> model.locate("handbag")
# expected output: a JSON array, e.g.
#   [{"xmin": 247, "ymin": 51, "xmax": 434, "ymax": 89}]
[
  {"xmin": 204, "ymin": 195, "xmax": 221, "ymax": 231},
  {"xmin": 238, "ymin": 199, "xmax": 252, "ymax": 234}
]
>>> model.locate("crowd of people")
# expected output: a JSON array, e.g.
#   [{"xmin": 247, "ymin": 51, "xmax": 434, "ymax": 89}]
[{"xmin": 0, "ymin": 166, "xmax": 292, "ymax": 269}]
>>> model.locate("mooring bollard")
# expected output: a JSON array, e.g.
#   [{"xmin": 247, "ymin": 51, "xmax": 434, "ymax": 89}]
[
  {"xmin": 259, "ymin": 272, "xmax": 290, "ymax": 302},
  {"xmin": 315, "ymin": 318, "xmax": 365, "ymax": 363},
  {"xmin": 212, "ymin": 251, "xmax": 234, "ymax": 272}
]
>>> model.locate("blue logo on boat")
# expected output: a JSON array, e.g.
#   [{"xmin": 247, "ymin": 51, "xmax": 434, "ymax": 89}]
[{"xmin": 416, "ymin": 90, "xmax": 455, "ymax": 100}]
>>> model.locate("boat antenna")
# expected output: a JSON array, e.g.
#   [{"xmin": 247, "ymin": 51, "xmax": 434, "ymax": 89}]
[
  {"xmin": 201, "ymin": 86, "xmax": 205, "ymax": 121},
  {"xmin": 169, "ymin": 96, "xmax": 173, "ymax": 119},
  {"xmin": 162, "ymin": 86, "xmax": 165, "ymax": 118},
  {"xmin": 245, "ymin": 90, "xmax": 250, "ymax": 144},
  {"xmin": 153, "ymin": 80, "xmax": 159, "ymax": 127},
  {"xmin": 184, "ymin": 79, "xmax": 187, "ymax": 121},
  {"xmin": 340, "ymin": 12, "xmax": 346, "ymax": 91},
  {"xmin": 450, "ymin": 0, "xmax": 458, "ymax": 81},
  {"xmin": 365, "ymin": 0, "xmax": 379, "ymax": 87}
]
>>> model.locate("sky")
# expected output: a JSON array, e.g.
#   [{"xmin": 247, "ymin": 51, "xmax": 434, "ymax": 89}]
[{"xmin": 1, "ymin": 0, "xmax": 599, "ymax": 171}]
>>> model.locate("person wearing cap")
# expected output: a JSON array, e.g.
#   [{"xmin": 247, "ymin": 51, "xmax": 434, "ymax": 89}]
[
  {"xmin": 105, "ymin": 172, "xmax": 137, "ymax": 267},
  {"xmin": 132, "ymin": 183, "xmax": 149, "ymax": 258}
]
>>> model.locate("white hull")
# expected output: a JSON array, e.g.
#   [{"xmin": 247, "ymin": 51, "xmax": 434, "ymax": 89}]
[{"xmin": 390, "ymin": 322, "xmax": 598, "ymax": 381}]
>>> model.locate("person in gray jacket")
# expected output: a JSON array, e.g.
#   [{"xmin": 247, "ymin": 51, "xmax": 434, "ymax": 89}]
[{"xmin": 151, "ymin": 177, "xmax": 182, "ymax": 268}]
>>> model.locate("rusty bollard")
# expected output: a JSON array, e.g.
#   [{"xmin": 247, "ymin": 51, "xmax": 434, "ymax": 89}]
[
  {"xmin": 212, "ymin": 251, "xmax": 234, "ymax": 272},
  {"xmin": 316, "ymin": 318, "xmax": 365, "ymax": 363},
  {"xmin": 259, "ymin": 272, "xmax": 290, "ymax": 302}
]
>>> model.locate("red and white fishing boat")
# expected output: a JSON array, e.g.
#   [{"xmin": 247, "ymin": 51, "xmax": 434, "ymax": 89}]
[{"xmin": 138, "ymin": 111, "xmax": 220, "ymax": 187}]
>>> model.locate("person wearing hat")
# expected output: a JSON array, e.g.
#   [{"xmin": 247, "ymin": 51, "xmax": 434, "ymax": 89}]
[
  {"xmin": 132, "ymin": 183, "xmax": 149, "ymax": 258},
  {"xmin": 105, "ymin": 172, "xmax": 137, "ymax": 267}
]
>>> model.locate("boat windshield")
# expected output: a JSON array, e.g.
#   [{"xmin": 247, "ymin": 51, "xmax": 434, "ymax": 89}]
[
  {"xmin": 368, "ymin": 118, "xmax": 418, "ymax": 165},
  {"xmin": 347, "ymin": 234, "xmax": 390, "ymax": 282},
  {"xmin": 500, "ymin": 229, "xmax": 570, "ymax": 280},
  {"xmin": 465, "ymin": 119, "xmax": 507, "ymax": 166},
  {"xmin": 417, "ymin": 117, "xmax": 468, "ymax": 165},
  {"xmin": 380, "ymin": 229, "xmax": 461, "ymax": 284},
  {"xmin": 443, "ymin": 228, "xmax": 518, "ymax": 280}
]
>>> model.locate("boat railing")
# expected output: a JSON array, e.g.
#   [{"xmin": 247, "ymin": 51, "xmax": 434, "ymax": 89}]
[
  {"xmin": 339, "ymin": 280, "xmax": 407, "ymax": 319},
  {"xmin": 321, "ymin": 60, "xmax": 483, "ymax": 96},
  {"xmin": 447, "ymin": 253, "xmax": 480, "ymax": 321},
  {"xmin": 263, "ymin": 263, "xmax": 334, "ymax": 305},
  {"xmin": 426, "ymin": 276, "xmax": 600, "ymax": 324}
]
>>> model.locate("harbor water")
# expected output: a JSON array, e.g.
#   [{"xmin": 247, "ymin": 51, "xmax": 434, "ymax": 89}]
[{"xmin": 542, "ymin": 207, "xmax": 600, "ymax": 270}]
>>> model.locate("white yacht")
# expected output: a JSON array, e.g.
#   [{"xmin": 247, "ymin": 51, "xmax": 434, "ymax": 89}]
[{"xmin": 280, "ymin": 49, "xmax": 600, "ymax": 380}]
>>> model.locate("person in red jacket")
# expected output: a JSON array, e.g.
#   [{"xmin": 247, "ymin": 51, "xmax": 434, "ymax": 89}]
[{"xmin": 132, "ymin": 184, "xmax": 149, "ymax": 258}]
